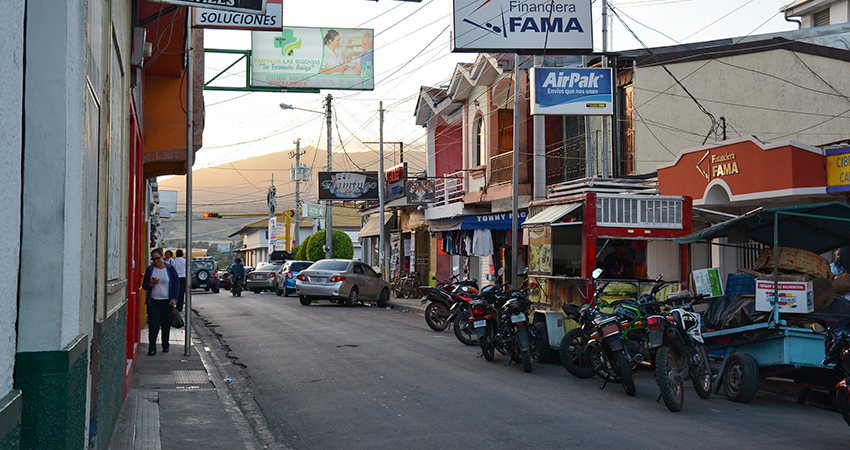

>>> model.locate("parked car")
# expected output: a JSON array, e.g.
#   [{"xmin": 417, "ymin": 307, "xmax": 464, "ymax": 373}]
[
  {"xmin": 275, "ymin": 260, "xmax": 313, "ymax": 297},
  {"xmin": 246, "ymin": 262, "xmax": 284, "ymax": 294},
  {"xmin": 296, "ymin": 259, "xmax": 389, "ymax": 307},
  {"xmin": 220, "ymin": 271, "xmax": 232, "ymax": 291},
  {"xmin": 191, "ymin": 257, "xmax": 220, "ymax": 293}
]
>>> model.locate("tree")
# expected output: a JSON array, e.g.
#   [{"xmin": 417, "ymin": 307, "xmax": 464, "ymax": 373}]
[{"xmin": 303, "ymin": 229, "xmax": 353, "ymax": 261}]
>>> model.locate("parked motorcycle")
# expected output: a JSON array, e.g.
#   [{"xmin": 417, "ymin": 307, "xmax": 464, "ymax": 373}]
[
  {"xmin": 645, "ymin": 290, "xmax": 712, "ymax": 412},
  {"xmin": 420, "ymin": 268, "xmax": 478, "ymax": 332},
  {"xmin": 559, "ymin": 271, "xmax": 607, "ymax": 378},
  {"xmin": 823, "ymin": 318, "xmax": 850, "ymax": 427},
  {"xmin": 473, "ymin": 275, "xmax": 540, "ymax": 373}
]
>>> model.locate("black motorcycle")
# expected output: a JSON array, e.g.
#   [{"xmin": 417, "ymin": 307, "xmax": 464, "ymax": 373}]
[
  {"xmin": 645, "ymin": 291, "xmax": 712, "ymax": 412},
  {"xmin": 473, "ymin": 280, "xmax": 540, "ymax": 373},
  {"xmin": 824, "ymin": 318, "xmax": 850, "ymax": 427},
  {"xmin": 420, "ymin": 272, "xmax": 478, "ymax": 332},
  {"xmin": 230, "ymin": 275, "xmax": 244, "ymax": 297}
]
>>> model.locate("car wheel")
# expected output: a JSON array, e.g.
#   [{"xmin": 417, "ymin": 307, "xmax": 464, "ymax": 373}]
[
  {"xmin": 275, "ymin": 286, "xmax": 283, "ymax": 296},
  {"xmin": 212, "ymin": 286, "xmax": 219, "ymax": 294},
  {"xmin": 377, "ymin": 289, "xmax": 389, "ymax": 308},
  {"xmin": 252, "ymin": 289, "xmax": 261, "ymax": 294},
  {"xmin": 285, "ymin": 288, "xmax": 293, "ymax": 297},
  {"xmin": 346, "ymin": 287, "xmax": 359, "ymax": 307},
  {"xmin": 299, "ymin": 296, "xmax": 311, "ymax": 306}
]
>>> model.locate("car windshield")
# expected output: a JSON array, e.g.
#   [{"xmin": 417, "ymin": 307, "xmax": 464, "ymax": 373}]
[
  {"xmin": 256, "ymin": 264, "xmax": 282, "ymax": 272},
  {"xmin": 193, "ymin": 260, "xmax": 215, "ymax": 271},
  {"xmin": 290, "ymin": 262, "xmax": 312, "ymax": 272},
  {"xmin": 309, "ymin": 260, "xmax": 350, "ymax": 271}
]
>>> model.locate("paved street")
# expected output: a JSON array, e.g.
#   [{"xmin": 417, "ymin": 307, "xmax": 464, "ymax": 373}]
[{"xmin": 191, "ymin": 290, "xmax": 849, "ymax": 450}]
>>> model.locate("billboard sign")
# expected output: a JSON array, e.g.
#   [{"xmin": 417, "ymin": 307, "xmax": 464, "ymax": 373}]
[
  {"xmin": 826, "ymin": 146, "xmax": 850, "ymax": 194},
  {"xmin": 385, "ymin": 163, "xmax": 407, "ymax": 201},
  {"xmin": 451, "ymin": 0, "xmax": 592, "ymax": 53},
  {"xmin": 318, "ymin": 172, "xmax": 379, "ymax": 201},
  {"xmin": 194, "ymin": 0, "xmax": 280, "ymax": 30},
  {"xmin": 252, "ymin": 27, "xmax": 374, "ymax": 91},
  {"xmin": 153, "ymin": 0, "xmax": 266, "ymax": 14},
  {"xmin": 530, "ymin": 67, "xmax": 613, "ymax": 115},
  {"xmin": 406, "ymin": 178, "xmax": 436, "ymax": 204}
]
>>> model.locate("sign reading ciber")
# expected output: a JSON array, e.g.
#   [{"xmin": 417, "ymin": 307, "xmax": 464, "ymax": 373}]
[
  {"xmin": 153, "ymin": 0, "xmax": 266, "ymax": 14},
  {"xmin": 451, "ymin": 0, "xmax": 592, "ymax": 53},
  {"xmin": 530, "ymin": 67, "xmax": 613, "ymax": 115}
]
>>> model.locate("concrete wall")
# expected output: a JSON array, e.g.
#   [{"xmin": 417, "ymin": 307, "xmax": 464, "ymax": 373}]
[
  {"xmin": 633, "ymin": 49, "xmax": 850, "ymax": 175},
  {"xmin": 0, "ymin": 1, "xmax": 24, "ymax": 447}
]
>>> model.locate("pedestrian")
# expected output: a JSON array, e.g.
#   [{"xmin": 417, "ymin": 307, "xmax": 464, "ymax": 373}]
[
  {"xmin": 171, "ymin": 249, "xmax": 187, "ymax": 311},
  {"xmin": 163, "ymin": 249, "xmax": 174, "ymax": 265},
  {"xmin": 831, "ymin": 247, "xmax": 849, "ymax": 275},
  {"xmin": 142, "ymin": 248, "xmax": 180, "ymax": 355}
]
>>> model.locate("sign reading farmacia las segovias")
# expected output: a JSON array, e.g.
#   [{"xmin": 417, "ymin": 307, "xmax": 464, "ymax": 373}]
[{"xmin": 451, "ymin": 0, "xmax": 592, "ymax": 53}]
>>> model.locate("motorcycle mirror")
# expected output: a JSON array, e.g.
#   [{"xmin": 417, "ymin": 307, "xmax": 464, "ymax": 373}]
[
  {"xmin": 592, "ymin": 268, "xmax": 603, "ymax": 279},
  {"xmin": 497, "ymin": 267, "xmax": 506, "ymax": 276},
  {"xmin": 431, "ymin": 276, "xmax": 437, "ymax": 280},
  {"xmin": 452, "ymin": 266, "xmax": 460, "ymax": 275}
]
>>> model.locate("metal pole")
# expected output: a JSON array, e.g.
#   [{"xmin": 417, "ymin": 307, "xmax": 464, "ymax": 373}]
[
  {"xmin": 184, "ymin": 7, "xmax": 194, "ymax": 356},
  {"xmin": 294, "ymin": 138, "xmax": 301, "ymax": 246},
  {"xmin": 532, "ymin": 55, "xmax": 546, "ymax": 201},
  {"xmin": 325, "ymin": 94, "xmax": 333, "ymax": 259},
  {"xmin": 511, "ymin": 53, "xmax": 520, "ymax": 289},
  {"xmin": 583, "ymin": 55, "xmax": 593, "ymax": 178},
  {"xmin": 601, "ymin": 0, "xmax": 610, "ymax": 178},
  {"xmin": 379, "ymin": 102, "xmax": 387, "ymax": 281}
]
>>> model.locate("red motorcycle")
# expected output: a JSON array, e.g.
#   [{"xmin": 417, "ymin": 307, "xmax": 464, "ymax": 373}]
[
  {"xmin": 419, "ymin": 269, "xmax": 478, "ymax": 332},
  {"xmin": 824, "ymin": 318, "xmax": 850, "ymax": 427}
]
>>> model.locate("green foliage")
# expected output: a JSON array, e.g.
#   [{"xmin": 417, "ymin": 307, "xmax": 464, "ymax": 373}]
[{"xmin": 303, "ymin": 229, "xmax": 353, "ymax": 261}]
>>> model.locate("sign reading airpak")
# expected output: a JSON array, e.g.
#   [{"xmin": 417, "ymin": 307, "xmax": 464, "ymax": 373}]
[
  {"xmin": 530, "ymin": 67, "xmax": 613, "ymax": 115},
  {"xmin": 451, "ymin": 0, "xmax": 593, "ymax": 53}
]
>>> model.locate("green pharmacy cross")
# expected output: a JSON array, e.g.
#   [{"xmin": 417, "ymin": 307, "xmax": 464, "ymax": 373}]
[{"xmin": 274, "ymin": 29, "xmax": 302, "ymax": 56}]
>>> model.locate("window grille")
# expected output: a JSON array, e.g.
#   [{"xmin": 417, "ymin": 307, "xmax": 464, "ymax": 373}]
[
  {"xmin": 814, "ymin": 9, "xmax": 830, "ymax": 27},
  {"xmin": 596, "ymin": 195, "xmax": 683, "ymax": 229}
]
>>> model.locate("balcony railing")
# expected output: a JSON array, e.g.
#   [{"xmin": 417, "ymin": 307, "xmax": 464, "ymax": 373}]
[
  {"xmin": 596, "ymin": 194, "xmax": 683, "ymax": 229},
  {"xmin": 432, "ymin": 170, "xmax": 464, "ymax": 207},
  {"xmin": 489, "ymin": 151, "xmax": 513, "ymax": 185}
]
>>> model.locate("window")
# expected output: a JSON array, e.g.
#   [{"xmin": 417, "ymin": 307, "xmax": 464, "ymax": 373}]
[
  {"xmin": 353, "ymin": 265, "xmax": 364, "ymax": 274},
  {"xmin": 310, "ymin": 260, "xmax": 350, "ymax": 271},
  {"xmin": 473, "ymin": 114, "xmax": 485, "ymax": 167},
  {"xmin": 814, "ymin": 9, "xmax": 830, "ymax": 27},
  {"xmin": 364, "ymin": 265, "xmax": 378, "ymax": 277},
  {"xmin": 290, "ymin": 262, "xmax": 312, "ymax": 271}
]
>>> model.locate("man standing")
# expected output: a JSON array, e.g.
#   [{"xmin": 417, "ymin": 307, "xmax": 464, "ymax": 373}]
[
  {"xmin": 142, "ymin": 248, "xmax": 180, "ymax": 355},
  {"xmin": 171, "ymin": 249, "xmax": 187, "ymax": 311}
]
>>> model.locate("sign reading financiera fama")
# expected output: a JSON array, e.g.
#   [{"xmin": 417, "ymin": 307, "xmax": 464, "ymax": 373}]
[
  {"xmin": 154, "ymin": 0, "xmax": 266, "ymax": 14},
  {"xmin": 451, "ymin": 0, "xmax": 592, "ymax": 53}
]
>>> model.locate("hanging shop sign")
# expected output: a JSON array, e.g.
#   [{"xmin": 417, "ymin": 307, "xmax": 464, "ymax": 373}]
[
  {"xmin": 461, "ymin": 210, "xmax": 528, "ymax": 230},
  {"xmin": 385, "ymin": 163, "xmax": 407, "ymax": 201},
  {"xmin": 193, "ymin": 0, "xmax": 280, "ymax": 30},
  {"xmin": 251, "ymin": 27, "xmax": 375, "ymax": 91},
  {"xmin": 303, "ymin": 203, "xmax": 326, "ymax": 219},
  {"xmin": 154, "ymin": 0, "xmax": 266, "ymax": 14},
  {"xmin": 406, "ymin": 178, "xmax": 436, "ymax": 204},
  {"xmin": 530, "ymin": 67, "xmax": 613, "ymax": 115},
  {"xmin": 826, "ymin": 146, "xmax": 850, "ymax": 194},
  {"xmin": 451, "ymin": 0, "xmax": 593, "ymax": 53},
  {"xmin": 318, "ymin": 171, "xmax": 379, "ymax": 201}
]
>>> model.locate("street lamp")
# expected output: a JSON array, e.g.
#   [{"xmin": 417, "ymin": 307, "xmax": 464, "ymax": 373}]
[{"xmin": 280, "ymin": 95, "xmax": 334, "ymax": 259}]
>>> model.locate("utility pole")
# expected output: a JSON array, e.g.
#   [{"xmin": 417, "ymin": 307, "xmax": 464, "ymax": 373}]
[
  {"xmin": 325, "ymin": 94, "xmax": 333, "ymax": 259},
  {"xmin": 268, "ymin": 174, "xmax": 276, "ymax": 258},
  {"xmin": 511, "ymin": 53, "xmax": 520, "ymax": 289},
  {"xmin": 601, "ymin": 0, "xmax": 611, "ymax": 178},
  {"xmin": 365, "ymin": 141, "xmax": 403, "ymax": 166},
  {"xmin": 184, "ymin": 8, "xmax": 194, "ymax": 357},
  {"xmin": 290, "ymin": 138, "xmax": 305, "ymax": 247},
  {"xmin": 378, "ymin": 102, "xmax": 387, "ymax": 281}
]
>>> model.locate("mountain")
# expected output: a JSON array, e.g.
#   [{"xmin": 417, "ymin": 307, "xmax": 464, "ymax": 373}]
[{"xmin": 156, "ymin": 145, "xmax": 425, "ymax": 243}]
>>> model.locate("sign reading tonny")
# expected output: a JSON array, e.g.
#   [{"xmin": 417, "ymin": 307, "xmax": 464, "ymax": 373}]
[
  {"xmin": 530, "ymin": 67, "xmax": 613, "ymax": 115},
  {"xmin": 194, "ymin": 0, "xmax": 280, "ymax": 30},
  {"xmin": 154, "ymin": 0, "xmax": 266, "ymax": 14},
  {"xmin": 451, "ymin": 0, "xmax": 593, "ymax": 53}
]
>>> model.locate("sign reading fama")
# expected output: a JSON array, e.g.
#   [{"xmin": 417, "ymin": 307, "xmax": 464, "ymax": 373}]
[
  {"xmin": 451, "ymin": 0, "xmax": 592, "ymax": 53},
  {"xmin": 152, "ymin": 0, "xmax": 266, "ymax": 14}
]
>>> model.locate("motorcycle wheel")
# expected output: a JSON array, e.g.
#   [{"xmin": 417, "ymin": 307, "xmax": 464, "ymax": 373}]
[
  {"xmin": 424, "ymin": 303, "xmax": 450, "ymax": 332},
  {"xmin": 479, "ymin": 334, "xmax": 494, "ymax": 361},
  {"xmin": 836, "ymin": 387, "xmax": 850, "ymax": 427},
  {"xmin": 589, "ymin": 341, "xmax": 618, "ymax": 382},
  {"xmin": 613, "ymin": 350, "xmax": 636, "ymax": 397},
  {"xmin": 453, "ymin": 315, "xmax": 478, "ymax": 345},
  {"xmin": 559, "ymin": 329, "xmax": 596, "ymax": 378},
  {"xmin": 691, "ymin": 345, "xmax": 713, "ymax": 400},
  {"xmin": 655, "ymin": 346, "xmax": 684, "ymax": 411},
  {"xmin": 521, "ymin": 350, "xmax": 532, "ymax": 373}
]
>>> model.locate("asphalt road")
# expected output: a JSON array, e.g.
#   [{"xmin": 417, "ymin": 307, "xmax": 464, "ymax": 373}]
[{"xmin": 191, "ymin": 290, "xmax": 849, "ymax": 450}]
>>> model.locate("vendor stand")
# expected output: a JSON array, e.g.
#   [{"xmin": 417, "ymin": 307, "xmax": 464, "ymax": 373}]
[{"xmin": 674, "ymin": 202, "xmax": 850, "ymax": 403}]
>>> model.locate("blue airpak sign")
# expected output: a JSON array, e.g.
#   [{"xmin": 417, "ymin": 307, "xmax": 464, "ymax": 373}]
[{"xmin": 530, "ymin": 67, "xmax": 613, "ymax": 116}]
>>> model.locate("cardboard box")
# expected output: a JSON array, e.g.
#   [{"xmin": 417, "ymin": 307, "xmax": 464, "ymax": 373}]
[
  {"xmin": 755, "ymin": 279, "xmax": 814, "ymax": 314},
  {"xmin": 693, "ymin": 268, "xmax": 724, "ymax": 297}
]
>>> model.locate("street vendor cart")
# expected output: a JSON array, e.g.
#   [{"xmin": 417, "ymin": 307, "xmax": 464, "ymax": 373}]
[{"xmin": 674, "ymin": 202, "xmax": 850, "ymax": 403}]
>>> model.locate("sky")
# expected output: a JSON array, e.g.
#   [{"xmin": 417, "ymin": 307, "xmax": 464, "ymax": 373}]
[{"xmin": 196, "ymin": 0, "xmax": 798, "ymax": 175}]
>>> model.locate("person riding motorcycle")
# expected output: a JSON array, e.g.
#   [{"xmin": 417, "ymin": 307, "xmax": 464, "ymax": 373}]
[{"xmin": 230, "ymin": 258, "xmax": 245, "ymax": 293}]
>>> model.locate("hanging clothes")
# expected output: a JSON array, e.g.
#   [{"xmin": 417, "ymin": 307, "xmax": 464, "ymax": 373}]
[{"xmin": 472, "ymin": 229, "xmax": 494, "ymax": 256}]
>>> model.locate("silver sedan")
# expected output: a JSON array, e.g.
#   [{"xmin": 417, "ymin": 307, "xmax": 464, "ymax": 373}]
[{"xmin": 296, "ymin": 259, "xmax": 390, "ymax": 307}]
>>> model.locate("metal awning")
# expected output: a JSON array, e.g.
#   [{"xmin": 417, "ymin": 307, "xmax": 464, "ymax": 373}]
[
  {"xmin": 358, "ymin": 212, "xmax": 393, "ymax": 239},
  {"xmin": 523, "ymin": 203, "xmax": 581, "ymax": 227},
  {"xmin": 674, "ymin": 202, "xmax": 850, "ymax": 254}
]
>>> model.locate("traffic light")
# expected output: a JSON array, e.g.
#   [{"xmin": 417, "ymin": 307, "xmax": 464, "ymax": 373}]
[{"xmin": 203, "ymin": 212, "xmax": 220, "ymax": 218}]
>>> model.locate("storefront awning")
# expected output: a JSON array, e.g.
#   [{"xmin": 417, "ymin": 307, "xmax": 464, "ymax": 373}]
[
  {"xmin": 358, "ymin": 212, "xmax": 393, "ymax": 239},
  {"xmin": 461, "ymin": 210, "xmax": 527, "ymax": 230},
  {"xmin": 429, "ymin": 218, "xmax": 462, "ymax": 232},
  {"xmin": 523, "ymin": 203, "xmax": 581, "ymax": 227}
]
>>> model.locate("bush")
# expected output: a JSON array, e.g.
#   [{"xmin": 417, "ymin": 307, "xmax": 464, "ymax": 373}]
[{"xmin": 304, "ymin": 229, "xmax": 353, "ymax": 261}]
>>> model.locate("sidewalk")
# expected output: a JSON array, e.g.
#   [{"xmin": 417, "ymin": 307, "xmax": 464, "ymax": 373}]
[{"xmin": 109, "ymin": 297, "xmax": 423, "ymax": 450}]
